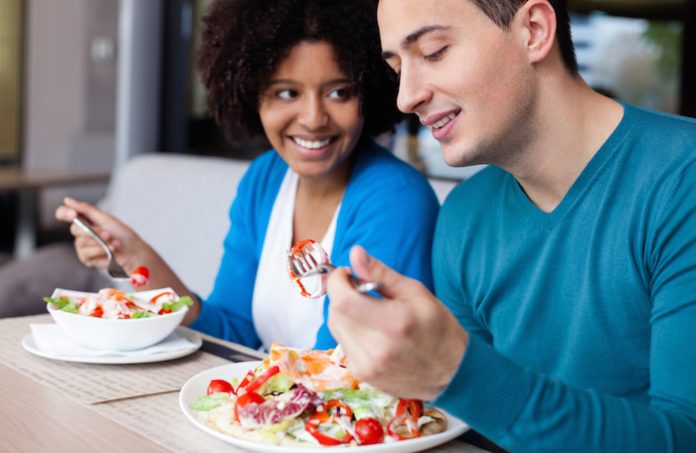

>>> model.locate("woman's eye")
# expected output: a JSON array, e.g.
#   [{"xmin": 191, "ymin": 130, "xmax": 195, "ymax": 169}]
[
  {"xmin": 277, "ymin": 89, "xmax": 297, "ymax": 100},
  {"xmin": 328, "ymin": 87, "xmax": 353, "ymax": 100},
  {"xmin": 424, "ymin": 46, "xmax": 448, "ymax": 62}
]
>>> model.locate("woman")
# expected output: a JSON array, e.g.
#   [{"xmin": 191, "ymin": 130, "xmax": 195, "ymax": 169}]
[{"xmin": 56, "ymin": 0, "xmax": 439, "ymax": 350}]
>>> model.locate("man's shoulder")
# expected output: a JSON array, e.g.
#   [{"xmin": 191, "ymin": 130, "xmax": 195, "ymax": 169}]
[
  {"xmin": 350, "ymin": 143, "xmax": 437, "ymax": 200},
  {"xmin": 624, "ymin": 104, "xmax": 696, "ymax": 152}
]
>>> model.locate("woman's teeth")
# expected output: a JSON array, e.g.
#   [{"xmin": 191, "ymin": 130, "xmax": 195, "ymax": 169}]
[
  {"xmin": 431, "ymin": 112, "xmax": 458, "ymax": 130},
  {"xmin": 292, "ymin": 137, "xmax": 332, "ymax": 149}
]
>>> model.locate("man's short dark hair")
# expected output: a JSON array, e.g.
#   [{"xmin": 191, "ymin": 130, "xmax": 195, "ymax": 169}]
[
  {"xmin": 468, "ymin": 0, "xmax": 578, "ymax": 74},
  {"xmin": 197, "ymin": 0, "xmax": 401, "ymax": 144}
]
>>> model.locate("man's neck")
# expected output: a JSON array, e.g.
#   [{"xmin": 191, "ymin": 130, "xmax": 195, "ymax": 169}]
[{"xmin": 506, "ymin": 75, "xmax": 624, "ymax": 213}]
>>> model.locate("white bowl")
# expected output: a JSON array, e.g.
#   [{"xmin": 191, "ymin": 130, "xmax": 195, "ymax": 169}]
[{"xmin": 46, "ymin": 288, "xmax": 188, "ymax": 351}]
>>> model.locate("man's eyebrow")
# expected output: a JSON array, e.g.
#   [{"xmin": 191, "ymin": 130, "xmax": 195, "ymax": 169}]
[{"xmin": 382, "ymin": 25, "xmax": 452, "ymax": 59}]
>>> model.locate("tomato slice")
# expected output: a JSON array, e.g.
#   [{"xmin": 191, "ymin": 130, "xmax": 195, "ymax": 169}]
[
  {"xmin": 355, "ymin": 417, "xmax": 384, "ymax": 445},
  {"xmin": 207, "ymin": 379, "xmax": 235, "ymax": 395},
  {"xmin": 234, "ymin": 391, "xmax": 265, "ymax": 421}
]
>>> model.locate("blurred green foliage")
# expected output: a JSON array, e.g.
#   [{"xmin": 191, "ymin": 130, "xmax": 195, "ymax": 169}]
[{"xmin": 643, "ymin": 22, "xmax": 682, "ymax": 79}]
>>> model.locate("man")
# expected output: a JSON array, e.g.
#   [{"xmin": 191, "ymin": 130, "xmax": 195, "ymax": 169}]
[{"xmin": 327, "ymin": 0, "xmax": 696, "ymax": 451}]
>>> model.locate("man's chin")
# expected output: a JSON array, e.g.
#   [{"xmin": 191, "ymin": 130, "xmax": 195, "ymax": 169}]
[{"xmin": 442, "ymin": 150, "xmax": 471, "ymax": 168}]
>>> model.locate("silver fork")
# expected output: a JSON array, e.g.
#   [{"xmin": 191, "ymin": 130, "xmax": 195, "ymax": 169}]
[
  {"xmin": 287, "ymin": 240, "xmax": 381, "ymax": 296},
  {"xmin": 72, "ymin": 215, "xmax": 130, "ymax": 280}
]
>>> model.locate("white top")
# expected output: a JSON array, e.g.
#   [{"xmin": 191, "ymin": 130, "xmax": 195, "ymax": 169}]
[{"xmin": 252, "ymin": 169, "xmax": 341, "ymax": 350}]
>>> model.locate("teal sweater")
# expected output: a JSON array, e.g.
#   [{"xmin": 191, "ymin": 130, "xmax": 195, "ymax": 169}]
[{"xmin": 433, "ymin": 103, "xmax": 696, "ymax": 451}]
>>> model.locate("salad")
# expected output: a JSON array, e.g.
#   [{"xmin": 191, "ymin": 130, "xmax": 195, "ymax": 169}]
[
  {"xmin": 43, "ymin": 288, "xmax": 192, "ymax": 319},
  {"xmin": 189, "ymin": 344, "xmax": 447, "ymax": 447}
]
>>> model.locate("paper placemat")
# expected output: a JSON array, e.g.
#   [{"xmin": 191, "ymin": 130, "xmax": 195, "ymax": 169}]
[{"xmin": 0, "ymin": 315, "xmax": 232, "ymax": 404}]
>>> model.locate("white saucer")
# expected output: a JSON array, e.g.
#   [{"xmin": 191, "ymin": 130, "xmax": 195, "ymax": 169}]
[{"xmin": 22, "ymin": 327, "xmax": 202, "ymax": 364}]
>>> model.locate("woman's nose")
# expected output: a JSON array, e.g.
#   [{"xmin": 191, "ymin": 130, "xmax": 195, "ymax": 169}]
[{"xmin": 298, "ymin": 96, "xmax": 329, "ymax": 129}]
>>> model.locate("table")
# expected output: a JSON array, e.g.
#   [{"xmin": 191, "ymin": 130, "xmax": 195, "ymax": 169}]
[
  {"xmin": 0, "ymin": 166, "xmax": 110, "ymax": 258},
  {"xmin": 0, "ymin": 315, "xmax": 488, "ymax": 452}
]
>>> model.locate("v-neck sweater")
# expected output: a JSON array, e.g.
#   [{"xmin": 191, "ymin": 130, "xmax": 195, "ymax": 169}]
[{"xmin": 433, "ymin": 103, "xmax": 696, "ymax": 451}]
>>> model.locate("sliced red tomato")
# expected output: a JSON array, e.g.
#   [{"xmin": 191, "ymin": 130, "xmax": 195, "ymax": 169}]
[
  {"xmin": 130, "ymin": 265, "xmax": 150, "ymax": 288},
  {"xmin": 355, "ymin": 417, "xmax": 384, "ymax": 445},
  {"xmin": 207, "ymin": 379, "xmax": 235, "ymax": 395},
  {"xmin": 234, "ymin": 391, "xmax": 265, "ymax": 421}
]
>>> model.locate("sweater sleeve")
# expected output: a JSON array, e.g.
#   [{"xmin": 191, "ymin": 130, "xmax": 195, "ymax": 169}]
[
  {"xmin": 188, "ymin": 163, "xmax": 262, "ymax": 349},
  {"xmin": 435, "ymin": 162, "xmax": 696, "ymax": 452}
]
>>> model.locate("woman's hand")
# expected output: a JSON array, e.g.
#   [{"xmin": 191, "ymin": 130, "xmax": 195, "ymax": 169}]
[
  {"xmin": 55, "ymin": 197, "xmax": 202, "ymax": 324},
  {"xmin": 54, "ymin": 197, "xmax": 148, "ymax": 274}
]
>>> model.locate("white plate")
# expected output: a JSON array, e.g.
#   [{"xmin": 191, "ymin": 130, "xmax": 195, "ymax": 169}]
[
  {"xmin": 22, "ymin": 327, "xmax": 202, "ymax": 364},
  {"xmin": 179, "ymin": 362, "xmax": 470, "ymax": 453}
]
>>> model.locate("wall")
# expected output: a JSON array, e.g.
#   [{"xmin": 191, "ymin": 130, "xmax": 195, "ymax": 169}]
[{"xmin": 23, "ymin": 0, "xmax": 118, "ymax": 227}]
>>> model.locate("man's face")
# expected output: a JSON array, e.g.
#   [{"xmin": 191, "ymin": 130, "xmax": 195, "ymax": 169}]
[{"xmin": 378, "ymin": 0, "xmax": 536, "ymax": 167}]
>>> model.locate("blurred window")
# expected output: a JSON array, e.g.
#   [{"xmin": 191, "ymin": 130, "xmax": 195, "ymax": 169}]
[{"xmin": 0, "ymin": 0, "xmax": 23, "ymax": 162}]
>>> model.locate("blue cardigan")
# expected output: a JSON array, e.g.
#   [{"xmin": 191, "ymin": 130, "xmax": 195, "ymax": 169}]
[{"xmin": 190, "ymin": 142, "xmax": 439, "ymax": 349}]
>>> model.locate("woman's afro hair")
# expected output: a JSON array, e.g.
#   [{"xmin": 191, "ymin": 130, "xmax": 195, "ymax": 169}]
[{"xmin": 196, "ymin": 0, "xmax": 401, "ymax": 144}]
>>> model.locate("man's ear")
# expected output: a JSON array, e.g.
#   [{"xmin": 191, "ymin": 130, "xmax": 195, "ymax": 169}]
[{"xmin": 516, "ymin": 0, "xmax": 557, "ymax": 64}]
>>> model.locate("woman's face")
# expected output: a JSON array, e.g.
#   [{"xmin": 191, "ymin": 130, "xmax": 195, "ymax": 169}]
[{"xmin": 258, "ymin": 41, "xmax": 364, "ymax": 179}]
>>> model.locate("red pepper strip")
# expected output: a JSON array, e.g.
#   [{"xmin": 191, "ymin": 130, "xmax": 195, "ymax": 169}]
[
  {"xmin": 289, "ymin": 270, "xmax": 312, "ymax": 297},
  {"xmin": 150, "ymin": 291, "xmax": 176, "ymax": 304},
  {"xmin": 386, "ymin": 415, "xmax": 421, "ymax": 440},
  {"xmin": 305, "ymin": 412, "xmax": 353, "ymax": 446},
  {"xmin": 324, "ymin": 399, "xmax": 353, "ymax": 418},
  {"xmin": 236, "ymin": 370, "xmax": 256, "ymax": 393},
  {"xmin": 387, "ymin": 399, "xmax": 423, "ymax": 440},
  {"xmin": 396, "ymin": 399, "xmax": 423, "ymax": 419},
  {"xmin": 243, "ymin": 366, "xmax": 280, "ymax": 394},
  {"xmin": 290, "ymin": 238, "xmax": 316, "ymax": 254}
]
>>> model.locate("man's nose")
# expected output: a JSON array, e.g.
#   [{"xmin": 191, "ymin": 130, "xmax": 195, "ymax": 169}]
[{"xmin": 396, "ymin": 65, "xmax": 431, "ymax": 114}]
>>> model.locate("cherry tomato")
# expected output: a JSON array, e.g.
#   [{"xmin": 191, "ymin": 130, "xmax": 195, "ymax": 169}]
[
  {"xmin": 91, "ymin": 306, "xmax": 104, "ymax": 318},
  {"xmin": 130, "ymin": 266, "xmax": 150, "ymax": 288},
  {"xmin": 355, "ymin": 417, "xmax": 384, "ymax": 445},
  {"xmin": 206, "ymin": 379, "xmax": 234, "ymax": 395},
  {"xmin": 234, "ymin": 391, "xmax": 265, "ymax": 421}
]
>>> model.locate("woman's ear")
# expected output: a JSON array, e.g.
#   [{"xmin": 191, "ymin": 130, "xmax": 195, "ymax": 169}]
[{"xmin": 515, "ymin": 0, "xmax": 557, "ymax": 65}]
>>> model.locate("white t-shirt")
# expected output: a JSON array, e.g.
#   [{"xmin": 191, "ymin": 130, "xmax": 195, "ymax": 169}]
[{"xmin": 252, "ymin": 169, "xmax": 341, "ymax": 350}]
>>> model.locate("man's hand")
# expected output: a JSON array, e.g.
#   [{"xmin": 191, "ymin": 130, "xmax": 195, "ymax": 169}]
[{"xmin": 327, "ymin": 246, "xmax": 468, "ymax": 400}]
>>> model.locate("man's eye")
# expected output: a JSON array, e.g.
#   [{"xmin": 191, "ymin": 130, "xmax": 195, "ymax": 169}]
[
  {"xmin": 424, "ymin": 46, "xmax": 448, "ymax": 62},
  {"xmin": 277, "ymin": 89, "xmax": 297, "ymax": 100}
]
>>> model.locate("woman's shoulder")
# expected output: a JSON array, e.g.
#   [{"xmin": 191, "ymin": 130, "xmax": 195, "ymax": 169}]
[
  {"xmin": 244, "ymin": 150, "xmax": 287, "ymax": 179},
  {"xmin": 351, "ymin": 141, "xmax": 434, "ymax": 194},
  {"xmin": 342, "ymin": 141, "xmax": 439, "ymax": 219}
]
